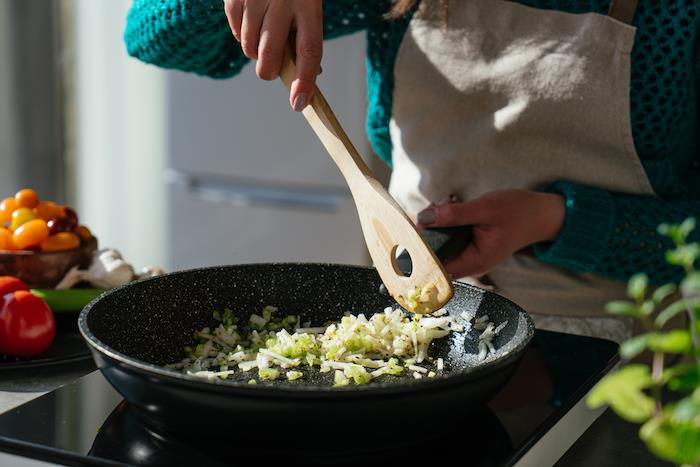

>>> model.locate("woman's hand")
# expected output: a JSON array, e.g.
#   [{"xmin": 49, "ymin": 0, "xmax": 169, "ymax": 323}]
[
  {"xmin": 223, "ymin": 0, "xmax": 323, "ymax": 111},
  {"xmin": 417, "ymin": 190, "xmax": 566, "ymax": 278}
]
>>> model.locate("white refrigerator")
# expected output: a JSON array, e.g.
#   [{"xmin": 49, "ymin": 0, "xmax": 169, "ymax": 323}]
[{"xmin": 164, "ymin": 34, "xmax": 373, "ymax": 270}]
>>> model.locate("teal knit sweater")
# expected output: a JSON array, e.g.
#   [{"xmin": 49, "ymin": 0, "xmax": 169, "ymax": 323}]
[{"xmin": 125, "ymin": 0, "xmax": 700, "ymax": 284}]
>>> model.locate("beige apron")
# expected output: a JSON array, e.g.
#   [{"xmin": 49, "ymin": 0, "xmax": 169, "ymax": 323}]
[{"xmin": 388, "ymin": 0, "xmax": 654, "ymax": 341}]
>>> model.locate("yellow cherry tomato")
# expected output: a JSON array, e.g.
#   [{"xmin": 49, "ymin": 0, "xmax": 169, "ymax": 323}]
[
  {"xmin": 15, "ymin": 189, "xmax": 40, "ymax": 209},
  {"xmin": 0, "ymin": 228, "xmax": 14, "ymax": 250},
  {"xmin": 73, "ymin": 225, "xmax": 93, "ymax": 242},
  {"xmin": 13, "ymin": 219, "xmax": 50, "ymax": 250},
  {"xmin": 40, "ymin": 232, "xmax": 80, "ymax": 253},
  {"xmin": 0, "ymin": 198, "xmax": 17, "ymax": 224},
  {"xmin": 34, "ymin": 201, "xmax": 64, "ymax": 221},
  {"xmin": 10, "ymin": 207, "xmax": 36, "ymax": 232}
]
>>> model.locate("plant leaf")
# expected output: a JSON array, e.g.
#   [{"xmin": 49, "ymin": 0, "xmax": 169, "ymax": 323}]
[
  {"xmin": 647, "ymin": 330, "xmax": 692, "ymax": 354},
  {"xmin": 682, "ymin": 271, "xmax": 700, "ymax": 296},
  {"xmin": 627, "ymin": 274, "xmax": 649, "ymax": 302},
  {"xmin": 620, "ymin": 334, "xmax": 651, "ymax": 360},
  {"xmin": 672, "ymin": 396, "xmax": 700, "ymax": 423},
  {"xmin": 667, "ymin": 364, "xmax": 700, "ymax": 392},
  {"xmin": 666, "ymin": 244, "xmax": 700, "ymax": 267},
  {"xmin": 679, "ymin": 217, "xmax": 697, "ymax": 242},
  {"xmin": 640, "ymin": 300, "xmax": 655, "ymax": 316},
  {"xmin": 652, "ymin": 283, "xmax": 677, "ymax": 305},
  {"xmin": 640, "ymin": 411, "xmax": 700, "ymax": 465},
  {"xmin": 655, "ymin": 299, "xmax": 690, "ymax": 328},
  {"xmin": 606, "ymin": 300, "xmax": 639, "ymax": 318},
  {"xmin": 587, "ymin": 364, "xmax": 655, "ymax": 423}
]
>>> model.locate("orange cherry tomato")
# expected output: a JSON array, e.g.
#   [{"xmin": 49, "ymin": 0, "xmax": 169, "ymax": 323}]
[
  {"xmin": 40, "ymin": 232, "xmax": 80, "ymax": 253},
  {"xmin": 10, "ymin": 207, "xmax": 36, "ymax": 232},
  {"xmin": 15, "ymin": 189, "xmax": 40, "ymax": 209},
  {"xmin": 73, "ymin": 225, "xmax": 93, "ymax": 242},
  {"xmin": 13, "ymin": 219, "xmax": 49, "ymax": 250},
  {"xmin": 34, "ymin": 201, "xmax": 64, "ymax": 221},
  {"xmin": 0, "ymin": 198, "xmax": 17, "ymax": 224},
  {"xmin": 0, "ymin": 228, "xmax": 14, "ymax": 251}
]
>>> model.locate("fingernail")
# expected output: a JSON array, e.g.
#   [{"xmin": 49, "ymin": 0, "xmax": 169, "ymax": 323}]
[
  {"xmin": 438, "ymin": 194, "xmax": 458, "ymax": 205},
  {"xmin": 417, "ymin": 208, "xmax": 436, "ymax": 225},
  {"xmin": 293, "ymin": 94, "xmax": 306, "ymax": 112}
]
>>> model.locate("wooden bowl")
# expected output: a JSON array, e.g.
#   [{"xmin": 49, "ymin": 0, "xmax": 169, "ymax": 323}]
[{"xmin": 0, "ymin": 237, "xmax": 98, "ymax": 288}]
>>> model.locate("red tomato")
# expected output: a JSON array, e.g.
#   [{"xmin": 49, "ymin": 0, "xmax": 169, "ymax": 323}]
[
  {"xmin": 0, "ymin": 290, "xmax": 55, "ymax": 358},
  {"xmin": 0, "ymin": 276, "xmax": 29, "ymax": 297}
]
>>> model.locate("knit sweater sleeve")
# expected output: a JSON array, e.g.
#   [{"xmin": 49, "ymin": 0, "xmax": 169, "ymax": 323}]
[
  {"xmin": 124, "ymin": 0, "xmax": 390, "ymax": 79},
  {"xmin": 533, "ymin": 180, "xmax": 700, "ymax": 285}
]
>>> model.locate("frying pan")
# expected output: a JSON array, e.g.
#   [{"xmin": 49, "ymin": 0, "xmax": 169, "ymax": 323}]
[{"xmin": 79, "ymin": 263, "xmax": 534, "ymax": 433}]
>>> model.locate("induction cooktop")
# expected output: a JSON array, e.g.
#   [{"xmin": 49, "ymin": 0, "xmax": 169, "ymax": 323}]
[{"xmin": 0, "ymin": 330, "xmax": 618, "ymax": 467}]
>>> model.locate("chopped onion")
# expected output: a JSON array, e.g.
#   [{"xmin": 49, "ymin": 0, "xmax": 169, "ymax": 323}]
[{"xmin": 169, "ymin": 304, "xmax": 483, "ymax": 386}]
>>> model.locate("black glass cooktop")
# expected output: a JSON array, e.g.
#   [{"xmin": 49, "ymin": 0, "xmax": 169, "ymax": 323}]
[{"xmin": 0, "ymin": 330, "xmax": 617, "ymax": 467}]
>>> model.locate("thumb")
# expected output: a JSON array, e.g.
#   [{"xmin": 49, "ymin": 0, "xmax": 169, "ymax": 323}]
[{"xmin": 417, "ymin": 198, "xmax": 490, "ymax": 228}]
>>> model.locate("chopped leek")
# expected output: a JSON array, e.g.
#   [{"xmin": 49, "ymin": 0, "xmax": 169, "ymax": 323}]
[{"xmin": 168, "ymin": 304, "xmax": 488, "ymax": 386}]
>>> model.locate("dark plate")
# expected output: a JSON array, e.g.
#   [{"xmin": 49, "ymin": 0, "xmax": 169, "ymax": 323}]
[{"xmin": 0, "ymin": 335, "xmax": 91, "ymax": 370}]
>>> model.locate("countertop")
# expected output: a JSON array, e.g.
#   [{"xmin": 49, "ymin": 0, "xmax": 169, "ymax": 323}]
[
  {"xmin": 0, "ymin": 360, "xmax": 96, "ymax": 414},
  {"xmin": 0, "ymin": 361, "xmax": 671, "ymax": 466}
]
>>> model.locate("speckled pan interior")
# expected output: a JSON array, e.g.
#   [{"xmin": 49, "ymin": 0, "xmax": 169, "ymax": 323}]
[{"xmin": 80, "ymin": 263, "xmax": 533, "ymax": 390}]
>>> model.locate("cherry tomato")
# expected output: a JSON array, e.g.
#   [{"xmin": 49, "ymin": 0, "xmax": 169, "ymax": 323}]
[
  {"xmin": 0, "ymin": 198, "xmax": 17, "ymax": 224},
  {"xmin": 15, "ymin": 189, "xmax": 39, "ymax": 209},
  {"xmin": 40, "ymin": 232, "xmax": 80, "ymax": 252},
  {"xmin": 63, "ymin": 207, "xmax": 79, "ymax": 226},
  {"xmin": 47, "ymin": 216, "xmax": 75, "ymax": 235},
  {"xmin": 10, "ymin": 207, "xmax": 36, "ymax": 232},
  {"xmin": 34, "ymin": 201, "xmax": 64, "ymax": 222},
  {"xmin": 0, "ymin": 277, "xmax": 28, "ymax": 297},
  {"xmin": 0, "ymin": 290, "xmax": 55, "ymax": 358},
  {"xmin": 0, "ymin": 228, "xmax": 14, "ymax": 251},
  {"xmin": 73, "ymin": 225, "xmax": 93, "ymax": 242},
  {"xmin": 13, "ymin": 219, "xmax": 50, "ymax": 250}
]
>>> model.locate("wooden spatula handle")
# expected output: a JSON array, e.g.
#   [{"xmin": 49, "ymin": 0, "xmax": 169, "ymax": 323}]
[
  {"xmin": 277, "ymin": 46, "xmax": 453, "ymax": 313},
  {"xmin": 278, "ymin": 49, "xmax": 374, "ymax": 188}
]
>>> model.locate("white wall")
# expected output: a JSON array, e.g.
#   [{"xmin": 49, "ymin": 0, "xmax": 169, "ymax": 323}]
[{"xmin": 72, "ymin": 0, "xmax": 167, "ymax": 269}]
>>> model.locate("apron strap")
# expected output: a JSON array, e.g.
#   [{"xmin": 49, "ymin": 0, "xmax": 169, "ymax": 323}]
[{"xmin": 608, "ymin": 0, "xmax": 639, "ymax": 24}]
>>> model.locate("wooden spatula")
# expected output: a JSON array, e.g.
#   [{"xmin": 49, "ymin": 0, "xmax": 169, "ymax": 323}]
[{"xmin": 278, "ymin": 50, "xmax": 453, "ymax": 314}]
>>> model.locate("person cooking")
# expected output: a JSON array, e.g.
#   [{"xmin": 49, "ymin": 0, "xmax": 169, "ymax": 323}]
[{"xmin": 124, "ymin": 0, "xmax": 700, "ymax": 342}]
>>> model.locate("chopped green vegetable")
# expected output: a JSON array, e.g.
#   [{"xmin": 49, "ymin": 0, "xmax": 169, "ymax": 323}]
[
  {"xmin": 170, "ymin": 304, "xmax": 469, "ymax": 387},
  {"xmin": 258, "ymin": 368, "xmax": 280, "ymax": 381},
  {"xmin": 334, "ymin": 370, "xmax": 349, "ymax": 387}
]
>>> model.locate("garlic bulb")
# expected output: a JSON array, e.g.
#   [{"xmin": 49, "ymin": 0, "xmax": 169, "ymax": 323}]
[{"xmin": 55, "ymin": 248, "xmax": 142, "ymax": 289}]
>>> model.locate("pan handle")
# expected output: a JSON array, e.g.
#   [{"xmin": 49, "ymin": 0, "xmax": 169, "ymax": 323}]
[{"xmin": 394, "ymin": 226, "xmax": 473, "ymax": 275}]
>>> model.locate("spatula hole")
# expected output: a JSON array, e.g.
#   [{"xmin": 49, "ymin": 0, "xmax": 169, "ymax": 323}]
[{"xmin": 391, "ymin": 245, "xmax": 412, "ymax": 277}]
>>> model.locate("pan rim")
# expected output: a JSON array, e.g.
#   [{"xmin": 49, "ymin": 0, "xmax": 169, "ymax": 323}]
[{"xmin": 78, "ymin": 262, "xmax": 534, "ymax": 396}]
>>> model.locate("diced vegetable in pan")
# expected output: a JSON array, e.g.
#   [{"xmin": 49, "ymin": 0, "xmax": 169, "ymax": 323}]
[{"xmin": 166, "ymin": 305, "xmax": 508, "ymax": 386}]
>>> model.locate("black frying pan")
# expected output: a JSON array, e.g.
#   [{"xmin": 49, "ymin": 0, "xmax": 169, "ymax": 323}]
[{"xmin": 79, "ymin": 263, "xmax": 533, "ymax": 434}]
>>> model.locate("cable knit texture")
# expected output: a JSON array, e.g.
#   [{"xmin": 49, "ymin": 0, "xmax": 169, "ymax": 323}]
[{"xmin": 125, "ymin": 0, "xmax": 700, "ymax": 284}]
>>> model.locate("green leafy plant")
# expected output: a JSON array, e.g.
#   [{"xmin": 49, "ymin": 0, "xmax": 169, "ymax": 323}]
[{"xmin": 587, "ymin": 218, "xmax": 700, "ymax": 466}]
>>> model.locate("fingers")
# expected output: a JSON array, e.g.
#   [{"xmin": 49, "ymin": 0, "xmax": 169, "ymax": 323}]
[
  {"xmin": 223, "ymin": 0, "xmax": 244, "ymax": 41},
  {"xmin": 444, "ymin": 244, "xmax": 492, "ymax": 278},
  {"xmin": 227, "ymin": 0, "xmax": 323, "ymax": 112},
  {"xmin": 289, "ymin": 2, "xmax": 323, "ymax": 111},
  {"xmin": 417, "ymin": 197, "xmax": 493, "ymax": 228},
  {"xmin": 240, "ymin": 0, "xmax": 267, "ymax": 59},
  {"xmin": 256, "ymin": 3, "xmax": 292, "ymax": 80}
]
